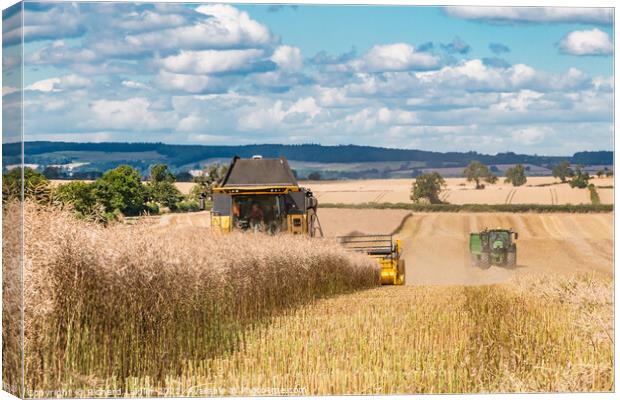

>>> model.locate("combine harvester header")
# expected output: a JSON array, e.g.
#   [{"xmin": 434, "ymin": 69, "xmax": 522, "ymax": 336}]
[{"xmin": 339, "ymin": 235, "xmax": 406, "ymax": 285}]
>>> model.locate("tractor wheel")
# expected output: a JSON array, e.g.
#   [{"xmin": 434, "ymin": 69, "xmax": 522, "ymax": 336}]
[
  {"xmin": 470, "ymin": 253, "xmax": 479, "ymax": 268},
  {"xmin": 479, "ymin": 252, "xmax": 491, "ymax": 269},
  {"xmin": 507, "ymin": 251, "xmax": 517, "ymax": 268}
]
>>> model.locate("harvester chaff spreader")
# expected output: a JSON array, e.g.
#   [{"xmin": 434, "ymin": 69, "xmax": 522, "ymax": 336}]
[
  {"xmin": 469, "ymin": 228, "xmax": 518, "ymax": 269},
  {"xmin": 338, "ymin": 235, "xmax": 406, "ymax": 285}
]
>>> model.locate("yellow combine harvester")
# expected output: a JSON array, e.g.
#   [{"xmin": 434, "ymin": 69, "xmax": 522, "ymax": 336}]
[
  {"xmin": 210, "ymin": 155, "xmax": 405, "ymax": 285},
  {"xmin": 339, "ymin": 235, "xmax": 406, "ymax": 285},
  {"xmin": 211, "ymin": 155, "xmax": 323, "ymax": 237}
]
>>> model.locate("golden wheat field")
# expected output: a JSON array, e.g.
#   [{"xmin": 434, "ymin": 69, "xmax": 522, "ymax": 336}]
[
  {"xmin": 304, "ymin": 176, "xmax": 614, "ymax": 205},
  {"xmin": 2, "ymin": 201, "xmax": 614, "ymax": 396}
]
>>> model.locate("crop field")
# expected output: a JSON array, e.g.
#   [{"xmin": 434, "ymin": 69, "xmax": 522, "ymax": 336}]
[
  {"xmin": 3, "ymin": 198, "xmax": 613, "ymax": 396},
  {"xmin": 304, "ymin": 176, "xmax": 614, "ymax": 205}
]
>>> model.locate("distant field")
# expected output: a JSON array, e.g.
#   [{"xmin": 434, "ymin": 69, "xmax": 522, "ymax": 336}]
[{"xmin": 303, "ymin": 176, "xmax": 614, "ymax": 205}]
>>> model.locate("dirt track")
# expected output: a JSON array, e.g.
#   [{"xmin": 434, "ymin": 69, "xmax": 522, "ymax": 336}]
[{"xmin": 396, "ymin": 213, "xmax": 613, "ymax": 285}]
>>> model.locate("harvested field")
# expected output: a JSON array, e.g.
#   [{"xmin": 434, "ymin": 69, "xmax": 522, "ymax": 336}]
[
  {"xmin": 125, "ymin": 274, "xmax": 613, "ymax": 395},
  {"xmin": 396, "ymin": 212, "xmax": 613, "ymax": 285},
  {"xmin": 318, "ymin": 208, "xmax": 411, "ymax": 236},
  {"xmin": 305, "ymin": 177, "xmax": 614, "ymax": 205}
]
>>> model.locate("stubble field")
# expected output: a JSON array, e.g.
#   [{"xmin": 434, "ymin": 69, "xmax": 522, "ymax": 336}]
[{"xmin": 303, "ymin": 176, "xmax": 614, "ymax": 205}]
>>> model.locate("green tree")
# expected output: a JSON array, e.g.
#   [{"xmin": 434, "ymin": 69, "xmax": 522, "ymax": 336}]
[
  {"xmin": 569, "ymin": 166, "xmax": 591, "ymax": 188},
  {"xmin": 149, "ymin": 164, "xmax": 175, "ymax": 184},
  {"xmin": 463, "ymin": 161, "xmax": 497, "ymax": 189},
  {"xmin": 504, "ymin": 164, "xmax": 527, "ymax": 187},
  {"xmin": 411, "ymin": 172, "xmax": 446, "ymax": 204},
  {"xmin": 55, "ymin": 181, "xmax": 98, "ymax": 217},
  {"xmin": 596, "ymin": 169, "xmax": 605, "ymax": 178},
  {"xmin": 93, "ymin": 165, "xmax": 146, "ymax": 216},
  {"xmin": 2, "ymin": 167, "xmax": 52, "ymax": 203},
  {"xmin": 42, "ymin": 166, "xmax": 64, "ymax": 180},
  {"xmin": 145, "ymin": 164, "xmax": 182, "ymax": 210},
  {"xmin": 190, "ymin": 164, "xmax": 228, "ymax": 200},
  {"xmin": 552, "ymin": 161, "xmax": 573, "ymax": 183}
]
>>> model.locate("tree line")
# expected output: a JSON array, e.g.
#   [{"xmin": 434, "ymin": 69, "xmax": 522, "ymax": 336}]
[
  {"xmin": 410, "ymin": 161, "xmax": 612, "ymax": 204},
  {"xmin": 2, "ymin": 163, "xmax": 228, "ymax": 223}
]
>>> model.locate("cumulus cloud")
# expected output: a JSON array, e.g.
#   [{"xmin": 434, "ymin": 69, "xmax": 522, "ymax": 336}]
[
  {"xmin": 158, "ymin": 49, "xmax": 267, "ymax": 75},
  {"xmin": 443, "ymin": 6, "xmax": 613, "ymax": 25},
  {"xmin": 271, "ymin": 45, "xmax": 303, "ymax": 72},
  {"xmin": 15, "ymin": 3, "xmax": 613, "ymax": 154},
  {"xmin": 511, "ymin": 126, "xmax": 552, "ymax": 145},
  {"xmin": 25, "ymin": 74, "xmax": 91, "ymax": 92},
  {"xmin": 559, "ymin": 28, "xmax": 613, "ymax": 56},
  {"xmin": 344, "ymin": 43, "xmax": 440, "ymax": 72}
]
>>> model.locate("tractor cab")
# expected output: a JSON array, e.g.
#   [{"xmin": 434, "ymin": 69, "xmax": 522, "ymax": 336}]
[{"xmin": 470, "ymin": 228, "xmax": 518, "ymax": 269}]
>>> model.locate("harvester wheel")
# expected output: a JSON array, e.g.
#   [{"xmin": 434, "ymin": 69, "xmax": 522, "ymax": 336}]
[
  {"xmin": 507, "ymin": 251, "xmax": 517, "ymax": 268},
  {"xmin": 479, "ymin": 252, "xmax": 491, "ymax": 269}
]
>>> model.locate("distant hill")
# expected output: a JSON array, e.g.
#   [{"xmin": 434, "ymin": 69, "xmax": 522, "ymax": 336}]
[{"xmin": 2, "ymin": 141, "xmax": 613, "ymax": 179}]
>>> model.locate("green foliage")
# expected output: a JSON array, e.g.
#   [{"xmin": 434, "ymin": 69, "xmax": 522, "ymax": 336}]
[
  {"xmin": 568, "ymin": 167, "xmax": 591, "ymax": 189},
  {"xmin": 2, "ymin": 167, "xmax": 52, "ymax": 203},
  {"xmin": 93, "ymin": 165, "xmax": 146, "ymax": 216},
  {"xmin": 411, "ymin": 172, "xmax": 445, "ymax": 204},
  {"xmin": 191, "ymin": 164, "xmax": 228, "ymax": 200},
  {"xmin": 149, "ymin": 164, "xmax": 175, "ymax": 184},
  {"xmin": 176, "ymin": 199, "xmax": 201, "ymax": 213},
  {"xmin": 588, "ymin": 184, "xmax": 600, "ymax": 205},
  {"xmin": 463, "ymin": 161, "xmax": 497, "ymax": 189},
  {"xmin": 146, "ymin": 181, "xmax": 183, "ymax": 210},
  {"xmin": 504, "ymin": 164, "xmax": 527, "ymax": 187},
  {"xmin": 174, "ymin": 171, "xmax": 193, "ymax": 182},
  {"xmin": 552, "ymin": 161, "xmax": 573, "ymax": 183},
  {"xmin": 55, "ymin": 181, "xmax": 98, "ymax": 217},
  {"xmin": 42, "ymin": 166, "xmax": 64, "ymax": 180}
]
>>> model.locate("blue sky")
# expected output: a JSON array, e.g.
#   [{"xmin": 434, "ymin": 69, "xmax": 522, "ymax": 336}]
[{"xmin": 2, "ymin": 3, "xmax": 614, "ymax": 155}]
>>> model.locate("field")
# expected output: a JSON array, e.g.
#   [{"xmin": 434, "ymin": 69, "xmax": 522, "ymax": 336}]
[
  {"xmin": 304, "ymin": 176, "xmax": 614, "ymax": 205},
  {"xmin": 3, "ymin": 195, "xmax": 613, "ymax": 396}
]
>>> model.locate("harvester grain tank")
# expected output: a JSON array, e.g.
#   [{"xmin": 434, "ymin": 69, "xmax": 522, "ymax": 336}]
[
  {"xmin": 469, "ymin": 228, "xmax": 518, "ymax": 268},
  {"xmin": 210, "ymin": 156, "xmax": 323, "ymax": 237}
]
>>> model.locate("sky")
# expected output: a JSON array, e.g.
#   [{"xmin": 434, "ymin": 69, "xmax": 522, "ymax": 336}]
[{"xmin": 1, "ymin": 2, "xmax": 615, "ymax": 155}]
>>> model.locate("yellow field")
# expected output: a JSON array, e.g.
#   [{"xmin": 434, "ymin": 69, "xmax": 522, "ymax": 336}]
[{"xmin": 304, "ymin": 176, "xmax": 614, "ymax": 205}]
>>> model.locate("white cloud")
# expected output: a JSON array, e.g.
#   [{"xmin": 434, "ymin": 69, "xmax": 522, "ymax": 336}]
[
  {"xmin": 158, "ymin": 49, "xmax": 265, "ymax": 74},
  {"xmin": 155, "ymin": 70, "xmax": 224, "ymax": 93},
  {"xmin": 89, "ymin": 97, "xmax": 172, "ymax": 131},
  {"xmin": 271, "ymin": 45, "xmax": 303, "ymax": 72},
  {"xmin": 126, "ymin": 4, "xmax": 273, "ymax": 51},
  {"xmin": 25, "ymin": 74, "xmax": 91, "ymax": 92},
  {"xmin": 444, "ymin": 7, "xmax": 613, "ymax": 25},
  {"xmin": 178, "ymin": 115, "xmax": 209, "ymax": 132},
  {"xmin": 121, "ymin": 80, "xmax": 149, "ymax": 90},
  {"xmin": 347, "ymin": 43, "xmax": 439, "ymax": 72},
  {"xmin": 559, "ymin": 28, "xmax": 613, "ymax": 56},
  {"xmin": 512, "ymin": 126, "xmax": 552, "ymax": 145},
  {"xmin": 114, "ymin": 10, "xmax": 187, "ymax": 32},
  {"xmin": 238, "ymin": 97, "xmax": 321, "ymax": 130}
]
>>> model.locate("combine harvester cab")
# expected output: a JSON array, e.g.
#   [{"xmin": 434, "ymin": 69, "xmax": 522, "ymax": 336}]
[
  {"xmin": 211, "ymin": 155, "xmax": 323, "ymax": 237},
  {"xmin": 338, "ymin": 235, "xmax": 406, "ymax": 285},
  {"xmin": 469, "ymin": 228, "xmax": 518, "ymax": 269}
]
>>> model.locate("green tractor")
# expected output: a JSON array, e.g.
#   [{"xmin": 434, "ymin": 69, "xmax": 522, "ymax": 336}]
[{"xmin": 469, "ymin": 228, "xmax": 518, "ymax": 269}]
